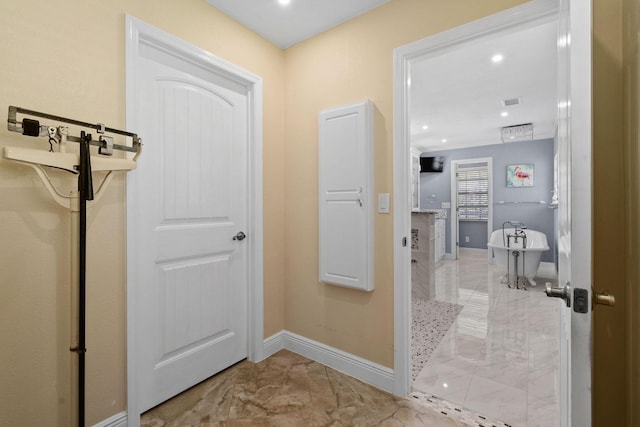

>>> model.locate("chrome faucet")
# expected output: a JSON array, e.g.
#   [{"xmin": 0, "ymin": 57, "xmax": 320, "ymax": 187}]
[{"xmin": 504, "ymin": 221, "xmax": 527, "ymax": 247}]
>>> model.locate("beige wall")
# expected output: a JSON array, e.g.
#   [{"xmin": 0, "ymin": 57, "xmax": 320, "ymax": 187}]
[
  {"xmin": 0, "ymin": 0, "xmax": 285, "ymax": 425},
  {"xmin": 283, "ymin": 0, "xmax": 527, "ymax": 368},
  {"xmin": 4, "ymin": 0, "xmax": 634, "ymax": 425}
]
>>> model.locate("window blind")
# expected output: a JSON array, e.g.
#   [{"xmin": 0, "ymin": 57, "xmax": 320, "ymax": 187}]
[{"xmin": 457, "ymin": 167, "xmax": 489, "ymax": 220}]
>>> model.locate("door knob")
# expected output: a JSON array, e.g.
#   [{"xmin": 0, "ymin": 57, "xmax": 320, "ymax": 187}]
[
  {"xmin": 593, "ymin": 290, "xmax": 615, "ymax": 307},
  {"xmin": 545, "ymin": 282, "xmax": 571, "ymax": 307},
  {"xmin": 232, "ymin": 231, "xmax": 246, "ymax": 241}
]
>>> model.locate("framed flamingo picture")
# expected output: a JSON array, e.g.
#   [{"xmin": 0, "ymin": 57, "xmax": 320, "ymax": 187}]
[{"xmin": 506, "ymin": 164, "xmax": 534, "ymax": 187}]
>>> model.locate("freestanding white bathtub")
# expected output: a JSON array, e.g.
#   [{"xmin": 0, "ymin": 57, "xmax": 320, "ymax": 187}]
[{"xmin": 488, "ymin": 228, "xmax": 550, "ymax": 287}]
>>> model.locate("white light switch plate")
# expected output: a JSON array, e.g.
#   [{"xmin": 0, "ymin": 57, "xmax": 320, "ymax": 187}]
[
  {"xmin": 378, "ymin": 193, "xmax": 390, "ymax": 214},
  {"xmin": 441, "ymin": 202, "xmax": 451, "ymax": 209}
]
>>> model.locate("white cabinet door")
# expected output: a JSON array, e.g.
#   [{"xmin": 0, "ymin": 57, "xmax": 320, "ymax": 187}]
[{"xmin": 318, "ymin": 100, "xmax": 374, "ymax": 291}]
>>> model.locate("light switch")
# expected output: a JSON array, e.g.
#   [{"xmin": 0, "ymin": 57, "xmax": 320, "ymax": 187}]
[
  {"xmin": 378, "ymin": 193, "xmax": 390, "ymax": 214},
  {"xmin": 441, "ymin": 202, "xmax": 451, "ymax": 209}
]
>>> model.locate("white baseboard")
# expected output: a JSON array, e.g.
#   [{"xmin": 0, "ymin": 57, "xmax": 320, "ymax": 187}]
[
  {"xmin": 263, "ymin": 329, "xmax": 286, "ymax": 359},
  {"xmin": 263, "ymin": 330, "xmax": 395, "ymax": 394},
  {"xmin": 93, "ymin": 411, "xmax": 127, "ymax": 427}
]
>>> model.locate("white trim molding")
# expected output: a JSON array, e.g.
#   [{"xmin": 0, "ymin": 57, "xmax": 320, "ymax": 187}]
[
  {"xmin": 263, "ymin": 330, "xmax": 287, "ymax": 359},
  {"xmin": 393, "ymin": 0, "xmax": 559, "ymax": 397},
  {"xmin": 450, "ymin": 157, "xmax": 493, "ymax": 262},
  {"xmin": 92, "ymin": 412, "xmax": 127, "ymax": 427},
  {"xmin": 263, "ymin": 331, "xmax": 395, "ymax": 393}
]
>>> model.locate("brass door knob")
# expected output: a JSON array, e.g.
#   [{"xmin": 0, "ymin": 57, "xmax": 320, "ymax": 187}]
[{"xmin": 593, "ymin": 290, "xmax": 615, "ymax": 307}]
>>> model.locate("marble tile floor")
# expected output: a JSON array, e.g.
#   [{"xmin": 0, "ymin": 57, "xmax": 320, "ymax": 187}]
[
  {"xmin": 413, "ymin": 248, "xmax": 561, "ymax": 427},
  {"xmin": 412, "ymin": 298, "xmax": 463, "ymax": 380},
  {"xmin": 142, "ymin": 349, "xmax": 467, "ymax": 426}
]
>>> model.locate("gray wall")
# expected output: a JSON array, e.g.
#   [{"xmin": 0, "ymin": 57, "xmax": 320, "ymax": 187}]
[
  {"xmin": 459, "ymin": 220, "xmax": 488, "ymax": 249},
  {"xmin": 419, "ymin": 138, "xmax": 555, "ymax": 263}
]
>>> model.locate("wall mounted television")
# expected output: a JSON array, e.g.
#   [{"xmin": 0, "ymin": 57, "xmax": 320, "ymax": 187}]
[{"xmin": 420, "ymin": 156, "xmax": 445, "ymax": 173}]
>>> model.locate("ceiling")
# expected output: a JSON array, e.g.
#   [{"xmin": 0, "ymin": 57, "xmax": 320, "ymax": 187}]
[
  {"xmin": 410, "ymin": 21, "xmax": 558, "ymax": 153},
  {"xmin": 205, "ymin": 0, "xmax": 391, "ymax": 49},
  {"xmin": 204, "ymin": 2, "xmax": 558, "ymax": 154}
]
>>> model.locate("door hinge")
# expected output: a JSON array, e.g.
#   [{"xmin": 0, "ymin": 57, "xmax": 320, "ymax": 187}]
[{"xmin": 402, "ymin": 237, "xmax": 407, "ymax": 247}]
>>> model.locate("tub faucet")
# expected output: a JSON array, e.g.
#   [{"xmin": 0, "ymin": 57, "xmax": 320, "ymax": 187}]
[
  {"xmin": 503, "ymin": 221, "xmax": 527, "ymax": 247},
  {"xmin": 508, "ymin": 220, "xmax": 527, "ymax": 231}
]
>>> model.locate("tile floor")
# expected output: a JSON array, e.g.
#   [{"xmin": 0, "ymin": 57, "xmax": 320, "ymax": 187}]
[
  {"xmin": 141, "ymin": 349, "xmax": 465, "ymax": 426},
  {"xmin": 140, "ymin": 248, "xmax": 560, "ymax": 427},
  {"xmin": 412, "ymin": 248, "xmax": 561, "ymax": 427}
]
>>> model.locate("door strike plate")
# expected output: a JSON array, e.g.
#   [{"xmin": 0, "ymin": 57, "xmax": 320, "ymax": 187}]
[{"xmin": 573, "ymin": 288, "xmax": 589, "ymax": 313}]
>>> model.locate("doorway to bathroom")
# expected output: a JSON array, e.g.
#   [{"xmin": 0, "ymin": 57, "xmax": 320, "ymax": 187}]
[
  {"xmin": 413, "ymin": 146, "xmax": 558, "ymax": 425},
  {"xmin": 394, "ymin": 1, "xmax": 593, "ymax": 426}
]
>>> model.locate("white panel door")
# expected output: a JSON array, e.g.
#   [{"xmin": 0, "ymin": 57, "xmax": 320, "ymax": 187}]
[
  {"xmin": 130, "ymin": 39, "xmax": 248, "ymax": 412},
  {"xmin": 318, "ymin": 100, "xmax": 374, "ymax": 291}
]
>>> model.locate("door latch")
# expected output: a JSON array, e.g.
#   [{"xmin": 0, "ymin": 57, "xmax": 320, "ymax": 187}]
[{"xmin": 545, "ymin": 282, "xmax": 571, "ymax": 308}]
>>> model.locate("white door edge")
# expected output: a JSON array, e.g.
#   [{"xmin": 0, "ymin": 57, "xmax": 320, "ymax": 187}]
[
  {"xmin": 125, "ymin": 15, "xmax": 264, "ymax": 426},
  {"xmin": 392, "ymin": 0, "xmax": 560, "ymax": 397},
  {"xmin": 567, "ymin": 0, "xmax": 592, "ymax": 425}
]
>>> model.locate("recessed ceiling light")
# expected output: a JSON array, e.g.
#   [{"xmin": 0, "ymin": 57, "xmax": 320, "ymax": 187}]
[
  {"xmin": 422, "ymin": 125, "xmax": 429, "ymax": 130},
  {"xmin": 278, "ymin": 0, "xmax": 291, "ymax": 5},
  {"xmin": 441, "ymin": 139, "xmax": 447, "ymax": 143},
  {"xmin": 501, "ymin": 111, "xmax": 509, "ymax": 117},
  {"xmin": 502, "ymin": 97, "xmax": 521, "ymax": 107},
  {"xmin": 491, "ymin": 54, "xmax": 504, "ymax": 63}
]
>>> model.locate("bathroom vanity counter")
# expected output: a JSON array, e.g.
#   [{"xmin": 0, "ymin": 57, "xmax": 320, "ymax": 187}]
[
  {"xmin": 411, "ymin": 212, "xmax": 436, "ymax": 299},
  {"xmin": 412, "ymin": 208, "xmax": 447, "ymax": 219}
]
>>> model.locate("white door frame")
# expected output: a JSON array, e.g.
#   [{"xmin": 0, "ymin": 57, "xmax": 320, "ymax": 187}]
[
  {"xmin": 450, "ymin": 158, "xmax": 493, "ymax": 260},
  {"xmin": 393, "ymin": 0, "xmax": 564, "ymax": 397},
  {"xmin": 125, "ymin": 15, "xmax": 264, "ymax": 424},
  {"xmin": 393, "ymin": 0, "xmax": 592, "ymax": 426}
]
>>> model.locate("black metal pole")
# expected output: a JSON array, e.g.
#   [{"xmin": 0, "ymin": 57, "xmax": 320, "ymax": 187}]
[
  {"xmin": 76, "ymin": 132, "xmax": 94, "ymax": 427},
  {"xmin": 78, "ymin": 176, "xmax": 86, "ymax": 427}
]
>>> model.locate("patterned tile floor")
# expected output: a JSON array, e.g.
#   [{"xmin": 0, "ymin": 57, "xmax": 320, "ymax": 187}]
[
  {"xmin": 412, "ymin": 248, "xmax": 561, "ymax": 427},
  {"xmin": 140, "ymin": 248, "xmax": 559, "ymax": 427},
  {"xmin": 412, "ymin": 298, "xmax": 463, "ymax": 380},
  {"xmin": 141, "ymin": 349, "xmax": 467, "ymax": 426}
]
